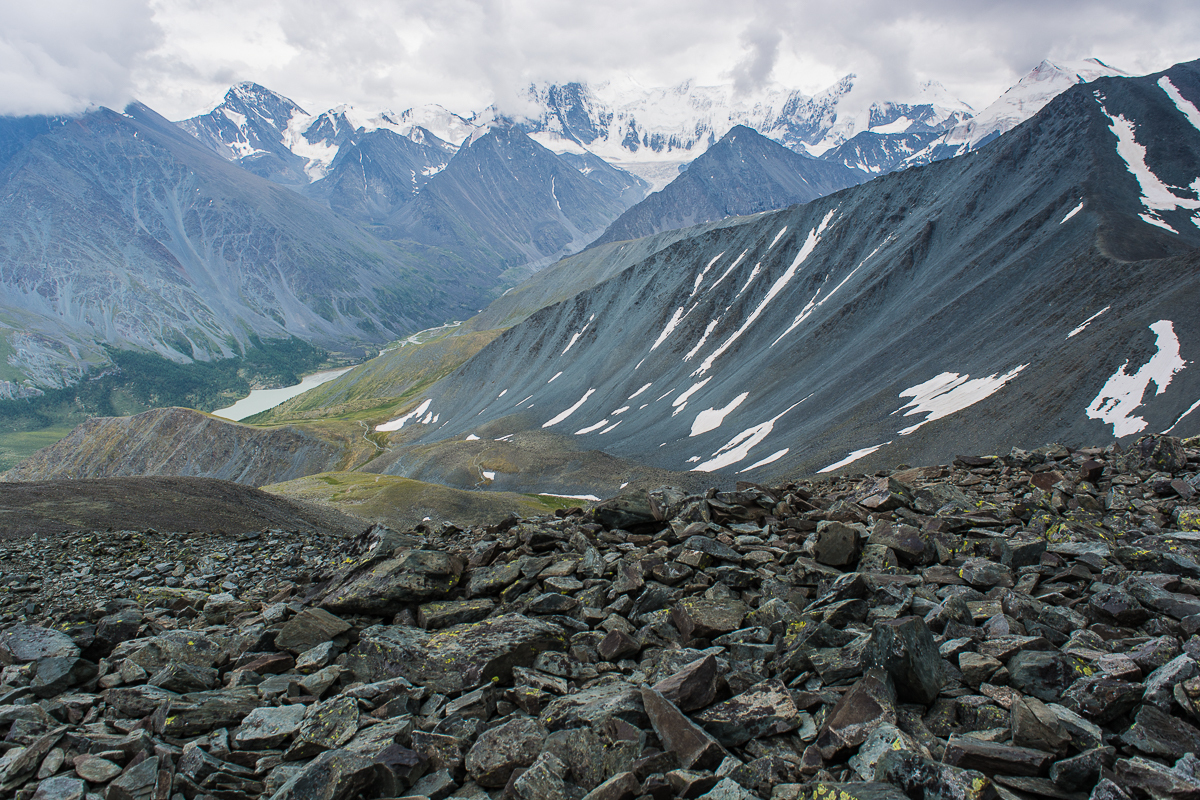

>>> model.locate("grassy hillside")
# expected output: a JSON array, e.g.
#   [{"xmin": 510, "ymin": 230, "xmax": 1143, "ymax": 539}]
[{"xmin": 261, "ymin": 471, "xmax": 581, "ymax": 529}]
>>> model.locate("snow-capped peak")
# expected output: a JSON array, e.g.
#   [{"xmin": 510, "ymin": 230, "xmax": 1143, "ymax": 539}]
[{"xmin": 940, "ymin": 58, "xmax": 1129, "ymax": 150}]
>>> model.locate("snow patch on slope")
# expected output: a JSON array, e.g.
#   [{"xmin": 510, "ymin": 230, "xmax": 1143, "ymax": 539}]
[
  {"xmin": 1087, "ymin": 320, "xmax": 1187, "ymax": 437},
  {"xmin": 695, "ymin": 210, "xmax": 836, "ymax": 377},
  {"xmin": 819, "ymin": 442, "xmax": 893, "ymax": 473},
  {"xmin": 1067, "ymin": 306, "xmax": 1111, "ymax": 339},
  {"xmin": 1159, "ymin": 77, "xmax": 1200, "ymax": 131},
  {"xmin": 690, "ymin": 392, "xmax": 750, "ymax": 436},
  {"xmin": 1102, "ymin": 103, "xmax": 1200, "ymax": 231},
  {"xmin": 894, "ymin": 365, "xmax": 1029, "ymax": 436},
  {"xmin": 377, "ymin": 398, "xmax": 432, "ymax": 431},
  {"xmin": 690, "ymin": 402, "xmax": 802, "ymax": 472},
  {"xmin": 543, "ymin": 388, "xmax": 596, "ymax": 428}
]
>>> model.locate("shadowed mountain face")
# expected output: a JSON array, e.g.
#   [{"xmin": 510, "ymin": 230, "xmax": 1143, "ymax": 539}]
[
  {"xmin": 303, "ymin": 128, "xmax": 453, "ymax": 223},
  {"xmin": 365, "ymin": 60, "xmax": 1200, "ymax": 481},
  {"xmin": 385, "ymin": 126, "xmax": 634, "ymax": 274},
  {"xmin": 589, "ymin": 125, "xmax": 869, "ymax": 247},
  {"xmin": 0, "ymin": 103, "xmax": 498, "ymax": 388}
]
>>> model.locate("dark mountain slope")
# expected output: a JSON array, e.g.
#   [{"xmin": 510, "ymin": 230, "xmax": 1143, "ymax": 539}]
[
  {"xmin": 368, "ymin": 59, "xmax": 1200, "ymax": 483},
  {"xmin": 0, "ymin": 102, "xmax": 494, "ymax": 388},
  {"xmin": 304, "ymin": 129, "xmax": 452, "ymax": 223},
  {"xmin": 554, "ymin": 150, "xmax": 649, "ymax": 206},
  {"xmin": 386, "ymin": 126, "xmax": 633, "ymax": 273},
  {"xmin": 589, "ymin": 125, "xmax": 868, "ymax": 247}
]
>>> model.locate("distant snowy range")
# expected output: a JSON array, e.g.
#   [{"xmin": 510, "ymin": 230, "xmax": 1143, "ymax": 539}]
[{"xmin": 183, "ymin": 58, "xmax": 1126, "ymax": 190}]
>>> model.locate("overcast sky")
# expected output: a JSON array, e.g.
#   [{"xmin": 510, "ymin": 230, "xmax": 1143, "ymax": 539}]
[{"xmin": 2, "ymin": 1, "xmax": 1199, "ymax": 120}]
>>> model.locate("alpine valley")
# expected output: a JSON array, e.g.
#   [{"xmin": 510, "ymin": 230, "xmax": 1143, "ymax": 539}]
[
  {"xmin": 2, "ymin": 55, "xmax": 1198, "ymax": 504},
  {"xmin": 8, "ymin": 33, "xmax": 1200, "ymax": 800}
]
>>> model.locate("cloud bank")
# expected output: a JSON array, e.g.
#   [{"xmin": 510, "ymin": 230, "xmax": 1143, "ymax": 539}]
[
  {"xmin": 0, "ymin": 1, "xmax": 160, "ymax": 116},
  {"xmin": 2, "ymin": 0, "xmax": 1199, "ymax": 120}
]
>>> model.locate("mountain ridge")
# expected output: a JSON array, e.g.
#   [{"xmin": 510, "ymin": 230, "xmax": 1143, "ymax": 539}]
[{"xmin": 351, "ymin": 59, "xmax": 1200, "ymax": 484}]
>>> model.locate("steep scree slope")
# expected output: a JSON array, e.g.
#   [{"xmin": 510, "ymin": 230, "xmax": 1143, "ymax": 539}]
[{"xmin": 372, "ymin": 60, "xmax": 1200, "ymax": 481}]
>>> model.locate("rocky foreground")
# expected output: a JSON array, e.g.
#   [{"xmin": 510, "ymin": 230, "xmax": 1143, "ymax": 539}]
[{"xmin": 2, "ymin": 436, "xmax": 1200, "ymax": 800}]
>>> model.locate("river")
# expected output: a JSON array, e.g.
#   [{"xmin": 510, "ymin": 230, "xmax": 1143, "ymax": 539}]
[{"xmin": 211, "ymin": 367, "xmax": 353, "ymax": 421}]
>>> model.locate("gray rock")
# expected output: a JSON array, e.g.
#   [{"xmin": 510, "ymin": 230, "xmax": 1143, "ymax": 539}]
[
  {"xmin": 1144, "ymin": 654, "xmax": 1199, "ymax": 710},
  {"xmin": 147, "ymin": 661, "xmax": 219, "ymax": 693},
  {"xmin": 155, "ymin": 687, "xmax": 262, "ymax": 737},
  {"xmin": 581, "ymin": 771, "xmax": 640, "ymax": 800},
  {"xmin": 31, "ymin": 776, "xmax": 85, "ymax": 800},
  {"xmin": 693, "ymin": 679, "xmax": 800, "ymax": 747},
  {"xmin": 1007, "ymin": 650, "xmax": 1088, "ymax": 702},
  {"xmin": 409, "ymin": 767, "xmax": 456, "ymax": 799},
  {"xmin": 1114, "ymin": 755, "xmax": 1200, "ymax": 800},
  {"xmin": 651, "ymin": 654, "xmax": 719, "ymax": 712},
  {"xmin": 202, "ymin": 591, "xmax": 252, "ymax": 623},
  {"xmin": 848, "ymin": 724, "xmax": 924, "ymax": 782},
  {"xmin": 465, "ymin": 716, "xmax": 546, "ymax": 787},
  {"xmin": 1060, "ymin": 676, "xmax": 1144, "ymax": 724},
  {"xmin": 116, "ymin": 629, "xmax": 223, "ymax": 670},
  {"xmin": 671, "ymin": 597, "xmax": 748, "ymax": 641},
  {"xmin": 102, "ymin": 684, "xmax": 180, "ymax": 718},
  {"xmin": 74, "ymin": 756, "xmax": 121, "ymax": 782},
  {"xmin": 0, "ymin": 625, "xmax": 79, "ymax": 664},
  {"xmin": 874, "ymin": 748, "xmax": 996, "ymax": 800},
  {"xmin": 105, "ymin": 755, "xmax": 159, "ymax": 800},
  {"xmin": 959, "ymin": 652, "xmax": 1001, "ymax": 687},
  {"xmin": 296, "ymin": 641, "xmax": 340, "ymax": 673},
  {"xmin": 942, "ymin": 735, "xmax": 1052, "ymax": 777},
  {"xmin": 512, "ymin": 751, "xmax": 570, "ymax": 800},
  {"xmin": 1010, "ymin": 695, "xmax": 1068, "ymax": 754},
  {"xmin": 641, "ymin": 687, "xmax": 727, "ymax": 771},
  {"xmin": 465, "ymin": 562, "xmax": 522, "ymax": 597},
  {"xmin": 285, "ymin": 695, "xmax": 360, "ymax": 760},
  {"xmin": 275, "ymin": 608, "xmax": 352, "ymax": 653},
  {"xmin": 542, "ymin": 681, "xmax": 647, "ymax": 731},
  {"xmin": 1049, "ymin": 747, "xmax": 1114, "ymax": 792},
  {"xmin": 816, "ymin": 669, "xmax": 897, "ymax": 759},
  {"xmin": 958, "ymin": 558, "xmax": 1014, "ymax": 589},
  {"xmin": 865, "ymin": 616, "xmax": 946, "ymax": 705},
  {"xmin": 813, "ymin": 521, "xmax": 862, "ymax": 566},
  {"xmin": 417, "ymin": 599, "xmax": 495, "ymax": 630},
  {"xmin": 1120, "ymin": 703, "xmax": 1200, "ymax": 757},
  {"xmin": 234, "ymin": 704, "xmax": 307, "ymax": 750},
  {"xmin": 320, "ymin": 549, "xmax": 466, "ymax": 614},
  {"xmin": 31, "ymin": 657, "xmax": 96, "ymax": 699},
  {"xmin": 267, "ymin": 748, "xmax": 377, "ymax": 800},
  {"xmin": 411, "ymin": 731, "xmax": 467, "ymax": 780},
  {"xmin": 349, "ymin": 614, "xmax": 567, "ymax": 694}
]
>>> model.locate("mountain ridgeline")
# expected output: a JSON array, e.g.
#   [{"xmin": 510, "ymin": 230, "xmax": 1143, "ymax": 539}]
[
  {"xmin": 358, "ymin": 60, "xmax": 1200, "ymax": 485},
  {"xmin": 5, "ymin": 58, "xmax": 1197, "ymax": 496},
  {"xmin": 0, "ymin": 98, "xmax": 647, "ymax": 396},
  {"xmin": 589, "ymin": 126, "xmax": 868, "ymax": 248},
  {"xmin": 0, "ymin": 102, "xmax": 497, "ymax": 391}
]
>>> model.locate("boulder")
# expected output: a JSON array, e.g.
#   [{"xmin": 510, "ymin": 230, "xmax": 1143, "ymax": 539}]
[
  {"xmin": 348, "ymin": 614, "xmax": 567, "ymax": 693},
  {"xmin": 320, "ymin": 549, "xmax": 466, "ymax": 614}
]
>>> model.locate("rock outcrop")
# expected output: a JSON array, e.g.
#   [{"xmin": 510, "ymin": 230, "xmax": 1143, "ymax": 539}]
[{"xmin": 1, "ymin": 434, "xmax": 1199, "ymax": 799}]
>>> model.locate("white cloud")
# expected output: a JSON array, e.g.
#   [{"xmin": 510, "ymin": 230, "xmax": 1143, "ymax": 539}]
[
  {"xmin": 5, "ymin": 1, "xmax": 1200, "ymax": 120},
  {"xmin": 0, "ymin": 1, "xmax": 161, "ymax": 115}
]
